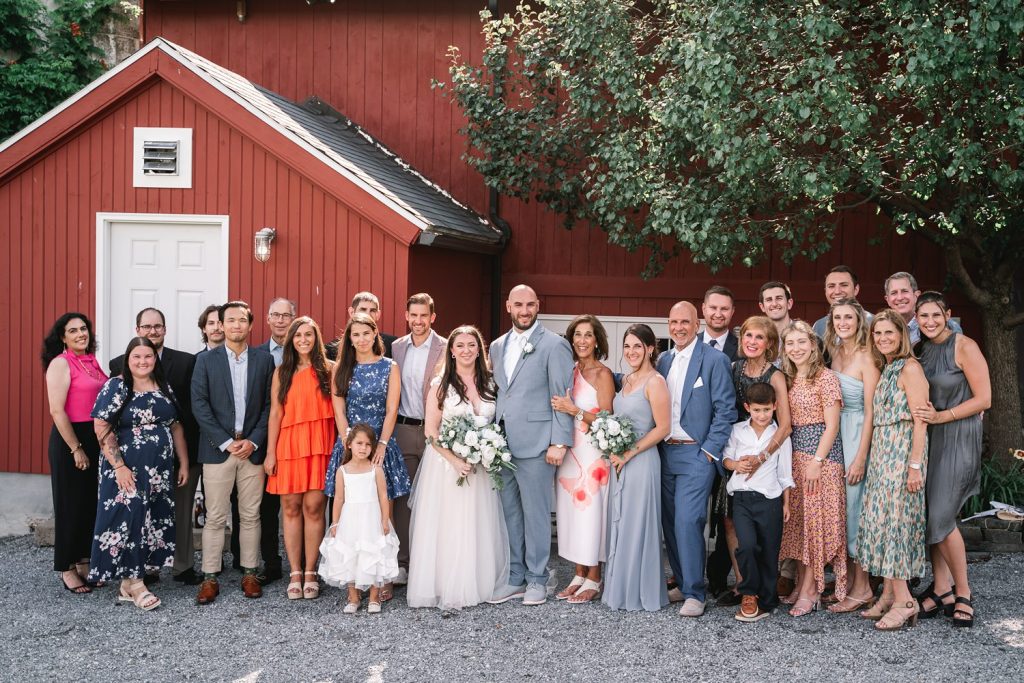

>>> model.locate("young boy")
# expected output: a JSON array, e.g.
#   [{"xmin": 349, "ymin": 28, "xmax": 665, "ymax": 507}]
[{"xmin": 723, "ymin": 382, "xmax": 793, "ymax": 622}]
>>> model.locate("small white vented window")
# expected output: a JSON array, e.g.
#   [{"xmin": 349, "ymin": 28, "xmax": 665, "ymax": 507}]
[{"xmin": 133, "ymin": 127, "xmax": 192, "ymax": 188}]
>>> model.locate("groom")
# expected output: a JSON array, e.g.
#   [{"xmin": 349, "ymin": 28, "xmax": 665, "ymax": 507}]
[{"xmin": 488, "ymin": 285, "xmax": 574, "ymax": 606}]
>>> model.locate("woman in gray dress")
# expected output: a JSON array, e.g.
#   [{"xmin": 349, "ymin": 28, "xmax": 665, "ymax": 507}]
[
  {"xmin": 911, "ymin": 292, "xmax": 990, "ymax": 628},
  {"xmin": 602, "ymin": 324, "xmax": 671, "ymax": 611}
]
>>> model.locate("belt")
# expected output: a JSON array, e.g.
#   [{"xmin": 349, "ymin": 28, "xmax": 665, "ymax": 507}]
[
  {"xmin": 664, "ymin": 438, "xmax": 696, "ymax": 445},
  {"xmin": 233, "ymin": 431, "xmax": 244, "ymax": 440},
  {"xmin": 396, "ymin": 415, "xmax": 424, "ymax": 427}
]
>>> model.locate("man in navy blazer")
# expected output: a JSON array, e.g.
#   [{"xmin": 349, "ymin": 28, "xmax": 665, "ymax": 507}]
[
  {"xmin": 697, "ymin": 285, "xmax": 740, "ymax": 362},
  {"xmin": 191, "ymin": 301, "xmax": 275, "ymax": 605},
  {"xmin": 657, "ymin": 301, "xmax": 737, "ymax": 618}
]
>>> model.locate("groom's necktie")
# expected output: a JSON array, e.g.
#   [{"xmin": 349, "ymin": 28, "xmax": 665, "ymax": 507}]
[{"xmin": 709, "ymin": 338, "xmax": 718, "ymax": 349}]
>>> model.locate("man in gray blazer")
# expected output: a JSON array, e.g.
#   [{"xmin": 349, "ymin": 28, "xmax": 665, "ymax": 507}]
[
  {"xmin": 391, "ymin": 293, "xmax": 446, "ymax": 583},
  {"xmin": 487, "ymin": 285, "xmax": 574, "ymax": 606},
  {"xmin": 191, "ymin": 301, "xmax": 275, "ymax": 605}
]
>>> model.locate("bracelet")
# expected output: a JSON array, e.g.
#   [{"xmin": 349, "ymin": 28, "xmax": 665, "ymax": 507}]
[
  {"xmin": 908, "ymin": 462, "xmax": 922, "ymax": 470},
  {"xmin": 69, "ymin": 442, "xmax": 82, "ymax": 453},
  {"xmin": 115, "ymin": 464, "xmax": 127, "ymax": 471},
  {"xmin": 948, "ymin": 408, "xmax": 958, "ymax": 421}
]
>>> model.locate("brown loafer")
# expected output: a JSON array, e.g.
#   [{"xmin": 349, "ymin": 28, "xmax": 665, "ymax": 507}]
[
  {"xmin": 738, "ymin": 595, "xmax": 760, "ymax": 619},
  {"xmin": 241, "ymin": 573, "xmax": 263, "ymax": 599},
  {"xmin": 196, "ymin": 579, "xmax": 219, "ymax": 605}
]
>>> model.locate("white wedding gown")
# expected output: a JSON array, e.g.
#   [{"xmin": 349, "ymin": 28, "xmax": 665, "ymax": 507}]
[{"xmin": 406, "ymin": 383, "xmax": 510, "ymax": 609}]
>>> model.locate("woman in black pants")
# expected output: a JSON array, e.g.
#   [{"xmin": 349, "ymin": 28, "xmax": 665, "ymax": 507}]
[{"xmin": 42, "ymin": 313, "xmax": 108, "ymax": 593}]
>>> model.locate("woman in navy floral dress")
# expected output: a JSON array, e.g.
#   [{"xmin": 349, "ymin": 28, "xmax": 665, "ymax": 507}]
[{"xmin": 89, "ymin": 337, "xmax": 189, "ymax": 610}]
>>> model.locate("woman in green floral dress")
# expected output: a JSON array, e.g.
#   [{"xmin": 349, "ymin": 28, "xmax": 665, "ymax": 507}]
[{"xmin": 855, "ymin": 310, "xmax": 930, "ymax": 631}]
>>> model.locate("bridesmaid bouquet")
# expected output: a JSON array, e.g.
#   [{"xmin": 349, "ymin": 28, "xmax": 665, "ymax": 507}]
[
  {"xmin": 432, "ymin": 416, "xmax": 516, "ymax": 489},
  {"xmin": 588, "ymin": 411, "xmax": 638, "ymax": 459}
]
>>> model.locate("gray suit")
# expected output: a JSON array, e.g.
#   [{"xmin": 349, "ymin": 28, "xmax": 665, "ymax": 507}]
[{"xmin": 491, "ymin": 324, "xmax": 574, "ymax": 586}]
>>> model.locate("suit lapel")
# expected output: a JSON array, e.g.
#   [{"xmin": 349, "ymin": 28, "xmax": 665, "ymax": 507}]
[
  {"xmin": 392, "ymin": 336, "xmax": 408, "ymax": 367},
  {"xmin": 421, "ymin": 332, "xmax": 445, "ymax": 403},
  {"xmin": 492, "ymin": 335, "xmax": 508, "ymax": 390},
  {"xmin": 244, "ymin": 347, "xmax": 259, "ymax": 414},
  {"xmin": 680, "ymin": 342, "xmax": 704, "ymax": 408}
]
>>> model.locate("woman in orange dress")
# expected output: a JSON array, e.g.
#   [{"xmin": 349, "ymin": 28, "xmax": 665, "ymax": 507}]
[{"xmin": 264, "ymin": 316, "xmax": 336, "ymax": 600}]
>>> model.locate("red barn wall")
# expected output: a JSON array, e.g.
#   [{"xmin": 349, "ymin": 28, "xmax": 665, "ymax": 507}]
[
  {"xmin": 142, "ymin": 0, "xmax": 962, "ymax": 327},
  {"xmin": 1, "ymin": 78, "xmax": 409, "ymax": 475},
  {"xmin": 407, "ymin": 245, "xmax": 493, "ymax": 340}
]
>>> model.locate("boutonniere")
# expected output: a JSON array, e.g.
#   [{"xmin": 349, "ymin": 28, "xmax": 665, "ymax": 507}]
[{"xmin": 522, "ymin": 342, "xmax": 535, "ymax": 358}]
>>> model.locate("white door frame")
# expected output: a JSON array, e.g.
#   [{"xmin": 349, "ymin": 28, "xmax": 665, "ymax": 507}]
[{"xmin": 95, "ymin": 212, "xmax": 230, "ymax": 365}]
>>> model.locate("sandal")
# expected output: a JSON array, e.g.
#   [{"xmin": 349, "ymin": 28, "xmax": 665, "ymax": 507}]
[
  {"xmin": 860, "ymin": 594, "xmax": 894, "ymax": 620},
  {"xmin": 74, "ymin": 561, "xmax": 91, "ymax": 581},
  {"xmin": 875, "ymin": 601, "xmax": 919, "ymax": 631},
  {"xmin": 951, "ymin": 595, "xmax": 975, "ymax": 628},
  {"xmin": 121, "ymin": 581, "xmax": 160, "ymax": 611},
  {"xmin": 567, "ymin": 579, "xmax": 602, "ymax": 604},
  {"xmin": 367, "ymin": 601, "xmax": 382, "ymax": 614},
  {"xmin": 286, "ymin": 571, "xmax": 303, "ymax": 600},
  {"xmin": 780, "ymin": 588, "xmax": 800, "ymax": 605},
  {"xmin": 302, "ymin": 571, "xmax": 320, "ymax": 600},
  {"xmin": 556, "ymin": 575, "xmax": 586, "ymax": 600},
  {"xmin": 916, "ymin": 581, "xmax": 956, "ymax": 619},
  {"xmin": 827, "ymin": 593, "xmax": 875, "ymax": 614},
  {"xmin": 343, "ymin": 601, "xmax": 359, "ymax": 614},
  {"xmin": 789, "ymin": 597, "xmax": 820, "ymax": 617},
  {"xmin": 60, "ymin": 570, "xmax": 92, "ymax": 595}
]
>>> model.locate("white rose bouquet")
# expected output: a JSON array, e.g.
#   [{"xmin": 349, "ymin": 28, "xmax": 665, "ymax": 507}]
[
  {"xmin": 588, "ymin": 411, "xmax": 638, "ymax": 460},
  {"xmin": 431, "ymin": 416, "xmax": 516, "ymax": 489}
]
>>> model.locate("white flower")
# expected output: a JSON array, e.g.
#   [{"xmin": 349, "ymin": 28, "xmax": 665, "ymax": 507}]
[
  {"xmin": 448, "ymin": 429, "xmax": 456, "ymax": 438},
  {"xmin": 481, "ymin": 428, "xmax": 498, "ymax": 442},
  {"xmin": 607, "ymin": 420, "xmax": 622, "ymax": 436},
  {"xmin": 467, "ymin": 452, "xmax": 481, "ymax": 464},
  {"xmin": 464, "ymin": 430, "xmax": 480, "ymax": 447},
  {"xmin": 453, "ymin": 443, "xmax": 469, "ymax": 457},
  {"xmin": 522, "ymin": 342, "xmax": 535, "ymax": 356},
  {"xmin": 598, "ymin": 438, "xmax": 609, "ymax": 451},
  {"xmin": 501, "ymin": 452, "xmax": 512, "ymax": 462}
]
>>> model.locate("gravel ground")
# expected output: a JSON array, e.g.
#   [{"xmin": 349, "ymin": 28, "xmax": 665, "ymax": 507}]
[{"xmin": 1, "ymin": 535, "xmax": 1021, "ymax": 682}]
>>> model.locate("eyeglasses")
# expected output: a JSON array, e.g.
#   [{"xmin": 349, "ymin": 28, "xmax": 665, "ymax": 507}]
[
  {"xmin": 269, "ymin": 312, "xmax": 295, "ymax": 321},
  {"xmin": 139, "ymin": 324, "xmax": 165, "ymax": 333}
]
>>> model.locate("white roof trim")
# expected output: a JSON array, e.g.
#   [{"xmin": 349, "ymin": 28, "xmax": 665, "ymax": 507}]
[{"xmin": 0, "ymin": 40, "xmax": 164, "ymax": 156}]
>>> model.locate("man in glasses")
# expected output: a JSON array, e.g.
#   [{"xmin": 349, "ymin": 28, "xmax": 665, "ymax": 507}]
[
  {"xmin": 256, "ymin": 298, "xmax": 296, "ymax": 368},
  {"xmin": 109, "ymin": 307, "xmax": 202, "ymax": 585}
]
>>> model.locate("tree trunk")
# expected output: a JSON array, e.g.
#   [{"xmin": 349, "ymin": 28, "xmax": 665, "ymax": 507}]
[{"xmin": 979, "ymin": 304, "xmax": 1023, "ymax": 468}]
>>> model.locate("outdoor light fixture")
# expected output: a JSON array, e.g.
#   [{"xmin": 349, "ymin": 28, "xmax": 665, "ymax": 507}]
[
  {"xmin": 236, "ymin": 0, "xmax": 246, "ymax": 22},
  {"xmin": 254, "ymin": 227, "xmax": 276, "ymax": 263}
]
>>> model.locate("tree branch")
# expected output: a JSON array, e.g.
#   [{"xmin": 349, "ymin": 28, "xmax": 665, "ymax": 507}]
[
  {"xmin": 944, "ymin": 241, "xmax": 992, "ymax": 307},
  {"xmin": 1003, "ymin": 311, "xmax": 1024, "ymax": 330}
]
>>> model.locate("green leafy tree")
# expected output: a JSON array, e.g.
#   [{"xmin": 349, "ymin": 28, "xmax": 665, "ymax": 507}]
[
  {"xmin": 445, "ymin": 0, "xmax": 1024, "ymax": 465},
  {"xmin": 0, "ymin": 0, "xmax": 136, "ymax": 141}
]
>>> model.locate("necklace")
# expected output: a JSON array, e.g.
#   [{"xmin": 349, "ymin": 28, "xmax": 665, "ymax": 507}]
[
  {"xmin": 69, "ymin": 352, "xmax": 100, "ymax": 380},
  {"xmin": 744, "ymin": 357, "xmax": 768, "ymax": 377}
]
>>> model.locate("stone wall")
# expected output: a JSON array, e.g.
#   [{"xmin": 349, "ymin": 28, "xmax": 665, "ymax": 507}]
[{"xmin": 959, "ymin": 516, "xmax": 1024, "ymax": 553}]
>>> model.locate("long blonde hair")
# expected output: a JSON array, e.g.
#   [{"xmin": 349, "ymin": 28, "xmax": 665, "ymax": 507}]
[
  {"xmin": 780, "ymin": 320, "xmax": 825, "ymax": 387},
  {"xmin": 823, "ymin": 298, "xmax": 870, "ymax": 354}
]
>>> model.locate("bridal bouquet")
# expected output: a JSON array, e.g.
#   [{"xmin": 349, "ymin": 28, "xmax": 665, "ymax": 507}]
[
  {"xmin": 588, "ymin": 411, "xmax": 638, "ymax": 459},
  {"xmin": 432, "ymin": 415, "xmax": 516, "ymax": 489}
]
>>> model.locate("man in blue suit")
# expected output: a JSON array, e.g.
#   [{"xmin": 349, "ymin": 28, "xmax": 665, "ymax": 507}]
[{"xmin": 657, "ymin": 301, "xmax": 737, "ymax": 617}]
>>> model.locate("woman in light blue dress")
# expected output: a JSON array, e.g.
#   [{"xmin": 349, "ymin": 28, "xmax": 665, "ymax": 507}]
[
  {"xmin": 824, "ymin": 298, "xmax": 880, "ymax": 613},
  {"xmin": 602, "ymin": 324, "xmax": 671, "ymax": 612}
]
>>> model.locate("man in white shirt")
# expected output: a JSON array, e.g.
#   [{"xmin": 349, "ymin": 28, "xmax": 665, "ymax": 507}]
[
  {"xmin": 391, "ymin": 293, "xmax": 446, "ymax": 584},
  {"xmin": 884, "ymin": 271, "xmax": 962, "ymax": 344},
  {"xmin": 723, "ymin": 381, "xmax": 793, "ymax": 622}
]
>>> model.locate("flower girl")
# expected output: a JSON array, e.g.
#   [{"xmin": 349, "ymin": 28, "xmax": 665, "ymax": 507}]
[{"xmin": 318, "ymin": 423, "xmax": 399, "ymax": 614}]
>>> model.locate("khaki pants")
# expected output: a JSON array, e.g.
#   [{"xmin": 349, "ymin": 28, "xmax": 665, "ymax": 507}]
[
  {"xmin": 201, "ymin": 456, "xmax": 265, "ymax": 573},
  {"xmin": 393, "ymin": 422, "xmax": 425, "ymax": 569},
  {"xmin": 172, "ymin": 464, "xmax": 202, "ymax": 575}
]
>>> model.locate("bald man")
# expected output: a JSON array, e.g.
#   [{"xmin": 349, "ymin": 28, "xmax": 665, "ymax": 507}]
[{"xmin": 656, "ymin": 301, "xmax": 737, "ymax": 617}]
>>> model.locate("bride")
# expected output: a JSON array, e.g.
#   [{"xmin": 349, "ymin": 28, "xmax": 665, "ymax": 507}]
[{"xmin": 406, "ymin": 325, "xmax": 510, "ymax": 609}]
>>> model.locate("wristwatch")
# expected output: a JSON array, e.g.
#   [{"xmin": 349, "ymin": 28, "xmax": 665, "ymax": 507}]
[
  {"xmin": 553, "ymin": 444, "xmax": 568, "ymax": 450},
  {"xmin": 908, "ymin": 462, "xmax": 922, "ymax": 470},
  {"xmin": 575, "ymin": 409, "xmax": 585, "ymax": 422},
  {"xmin": 813, "ymin": 455, "xmax": 825, "ymax": 463}
]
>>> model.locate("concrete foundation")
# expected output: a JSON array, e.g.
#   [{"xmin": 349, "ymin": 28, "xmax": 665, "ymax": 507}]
[{"xmin": 0, "ymin": 473, "xmax": 54, "ymax": 538}]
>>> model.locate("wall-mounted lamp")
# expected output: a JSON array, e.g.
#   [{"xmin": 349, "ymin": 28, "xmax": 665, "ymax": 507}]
[
  {"xmin": 254, "ymin": 227, "xmax": 276, "ymax": 263},
  {"xmin": 236, "ymin": 0, "xmax": 247, "ymax": 22}
]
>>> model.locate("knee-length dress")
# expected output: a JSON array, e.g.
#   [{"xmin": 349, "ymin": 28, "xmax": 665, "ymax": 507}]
[
  {"xmin": 837, "ymin": 372, "xmax": 867, "ymax": 557},
  {"xmin": 602, "ymin": 376, "xmax": 669, "ymax": 612},
  {"xmin": 919, "ymin": 334, "xmax": 982, "ymax": 545},
  {"xmin": 267, "ymin": 366, "xmax": 335, "ymax": 495},
  {"xmin": 855, "ymin": 359, "xmax": 927, "ymax": 579},
  {"xmin": 88, "ymin": 378, "xmax": 179, "ymax": 582},
  {"xmin": 324, "ymin": 358, "xmax": 411, "ymax": 500},
  {"xmin": 780, "ymin": 369, "xmax": 847, "ymax": 600},
  {"xmin": 555, "ymin": 367, "xmax": 609, "ymax": 566}
]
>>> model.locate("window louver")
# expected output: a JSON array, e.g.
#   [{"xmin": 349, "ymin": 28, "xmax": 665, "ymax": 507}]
[{"xmin": 142, "ymin": 141, "xmax": 179, "ymax": 175}]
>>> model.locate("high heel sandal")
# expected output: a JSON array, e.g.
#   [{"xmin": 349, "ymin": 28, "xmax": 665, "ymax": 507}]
[
  {"xmin": 780, "ymin": 588, "xmax": 801, "ymax": 605},
  {"xmin": 916, "ymin": 581, "xmax": 956, "ymax": 619},
  {"xmin": 875, "ymin": 601, "xmax": 919, "ymax": 631},
  {"xmin": 789, "ymin": 597, "xmax": 820, "ymax": 617},
  {"xmin": 302, "ymin": 571, "xmax": 320, "ymax": 600},
  {"xmin": 860, "ymin": 594, "xmax": 894, "ymax": 620},
  {"xmin": 286, "ymin": 571, "xmax": 303, "ymax": 600},
  {"xmin": 951, "ymin": 596, "xmax": 975, "ymax": 628},
  {"xmin": 827, "ymin": 593, "xmax": 875, "ymax": 614},
  {"xmin": 60, "ymin": 571, "xmax": 92, "ymax": 595}
]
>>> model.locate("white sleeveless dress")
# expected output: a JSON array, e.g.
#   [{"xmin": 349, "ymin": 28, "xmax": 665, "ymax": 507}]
[{"xmin": 406, "ymin": 380, "xmax": 510, "ymax": 609}]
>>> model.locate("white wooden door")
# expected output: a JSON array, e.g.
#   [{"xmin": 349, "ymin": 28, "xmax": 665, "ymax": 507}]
[{"xmin": 98, "ymin": 214, "xmax": 229, "ymax": 363}]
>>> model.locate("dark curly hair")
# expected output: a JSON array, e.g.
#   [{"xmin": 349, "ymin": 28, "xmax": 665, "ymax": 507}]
[{"xmin": 41, "ymin": 312, "xmax": 97, "ymax": 372}]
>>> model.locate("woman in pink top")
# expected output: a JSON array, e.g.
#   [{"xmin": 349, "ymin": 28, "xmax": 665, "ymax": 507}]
[{"xmin": 42, "ymin": 312, "xmax": 108, "ymax": 594}]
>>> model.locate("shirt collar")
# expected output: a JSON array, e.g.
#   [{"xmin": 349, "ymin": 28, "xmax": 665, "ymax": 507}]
[
  {"xmin": 269, "ymin": 338, "xmax": 284, "ymax": 352},
  {"xmin": 742, "ymin": 418, "xmax": 778, "ymax": 437},
  {"xmin": 673, "ymin": 338, "xmax": 697, "ymax": 360},
  {"xmin": 227, "ymin": 346, "xmax": 249, "ymax": 362},
  {"xmin": 512, "ymin": 321, "xmax": 539, "ymax": 342}
]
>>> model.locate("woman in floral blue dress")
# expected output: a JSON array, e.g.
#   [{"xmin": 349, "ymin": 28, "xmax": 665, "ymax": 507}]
[
  {"xmin": 324, "ymin": 313, "xmax": 411, "ymax": 599},
  {"xmin": 89, "ymin": 337, "xmax": 189, "ymax": 610}
]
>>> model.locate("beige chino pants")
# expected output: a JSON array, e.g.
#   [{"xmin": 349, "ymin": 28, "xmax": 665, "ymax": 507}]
[{"xmin": 201, "ymin": 456, "xmax": 266, "ymax": 573}]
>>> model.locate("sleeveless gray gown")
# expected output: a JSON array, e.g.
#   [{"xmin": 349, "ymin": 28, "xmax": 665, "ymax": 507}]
[
  {"xmin": 919, "ymin": 333, "xmax": 983, "ymax": 545},
  {"xmin": 601, "ymin": 377, "xmax": 669, "ymax": 611}
]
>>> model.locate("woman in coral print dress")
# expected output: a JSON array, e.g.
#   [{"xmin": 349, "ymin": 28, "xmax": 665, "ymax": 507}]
[
  {"xmin": 779, "ymin": 321, "xmax": 847, "ymax": 617},
  {"xmin": 551, "ymin": 315, "xmax": 615, "ymax": 603}
]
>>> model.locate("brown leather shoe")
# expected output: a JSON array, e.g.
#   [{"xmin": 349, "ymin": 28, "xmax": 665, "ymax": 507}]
[
  {"xmin": 196, "ymin": 579, "xmax": 219, "ymax": 605},
  {"xmin": 241, "ymin": 573, "xmax": 263, "ymax": 599},
  {"xmin": 739, "ymin": 595, "xmax": 760, "ymax": 619},
  {"xmin": 776, "ymin": 576, "xmax": 795, "ymax": 598}
]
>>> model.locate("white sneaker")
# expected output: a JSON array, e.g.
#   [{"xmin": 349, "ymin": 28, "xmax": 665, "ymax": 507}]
[
  {"xmin": 394, "ymin": 567, "xmax": 408, "ymax": 586},
  {"xmin": 679, "ymin": 598, "xmax": 705, "ymax": 617}
]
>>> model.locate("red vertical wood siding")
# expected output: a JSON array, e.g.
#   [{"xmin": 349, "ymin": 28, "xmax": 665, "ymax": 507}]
[
  {"xmin": 142, "ymin": 0, "xmax": 960, "ymax": 325},
  {"xmin": 407, "ymin": 246, "xmax": 492, "ymax": 340},
  {"xmin": 1, "ymin": 79, "xmax": 409, "ymax": 475}
]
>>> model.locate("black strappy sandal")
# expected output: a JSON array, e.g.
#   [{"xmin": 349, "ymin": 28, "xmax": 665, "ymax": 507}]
[
  {"xmin": 952, "ymin": 595, "xmax": 975, "ymax": 628},
  {"xmin": 916, "ymin": 582, "xmax": 955, "ymax": 619}
]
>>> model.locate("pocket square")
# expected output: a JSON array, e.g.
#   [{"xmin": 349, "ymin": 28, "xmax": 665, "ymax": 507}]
[{"xmin": 693, "ymin": 377, "xmax": 704, "ymax": 389}]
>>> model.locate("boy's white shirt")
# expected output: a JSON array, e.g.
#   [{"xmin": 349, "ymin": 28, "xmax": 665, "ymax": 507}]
[{"xmin": 723, "ymin": 418, "xmax": 794, "ymax": 499}]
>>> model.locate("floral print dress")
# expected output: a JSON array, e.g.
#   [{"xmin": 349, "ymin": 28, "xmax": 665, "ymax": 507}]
[
  {"xmin": 323, "ymin": 358, "xmax": 411, "ymax": 500},
  {"xmin": 88, "ymin": 378, "xmax": 179, "ymax": 582}
]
